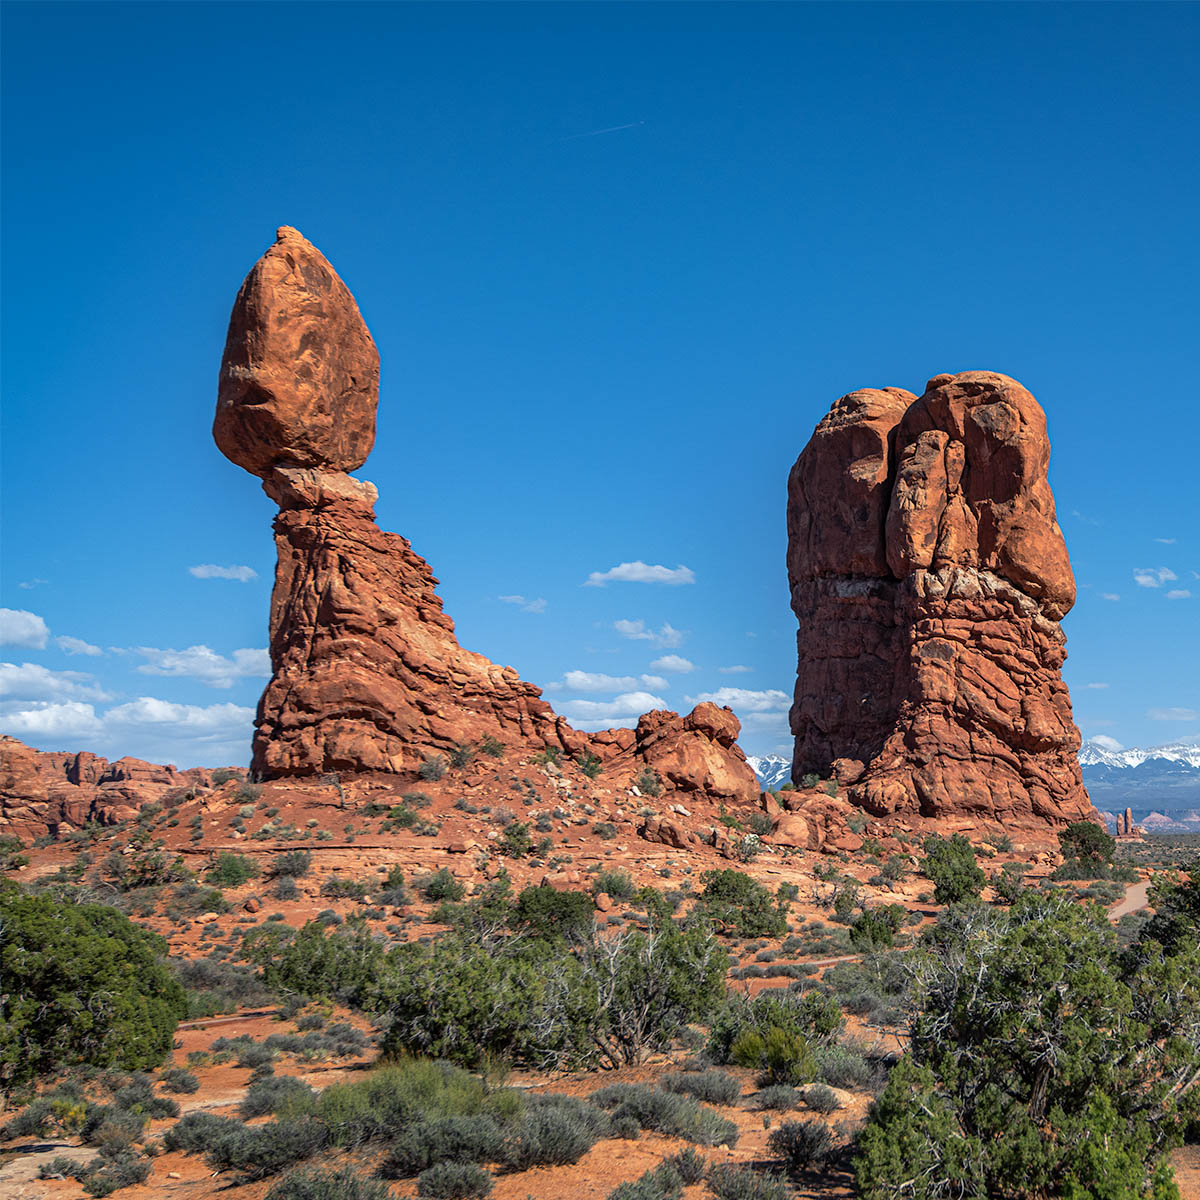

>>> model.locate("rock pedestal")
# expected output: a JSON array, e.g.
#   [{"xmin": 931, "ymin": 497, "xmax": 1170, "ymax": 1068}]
[
  {"xmin": 215, "ymin": 227, "xmax": 759, "ymax": 804},
  {"xmin": 787, "ymin": 371, "xmax": 1096, "ymax": 830}
]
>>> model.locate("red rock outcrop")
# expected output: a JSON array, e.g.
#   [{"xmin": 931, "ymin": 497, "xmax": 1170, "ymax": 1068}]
[
  {"xmin": 788, "ymin": 371, "xmax": 1096, "ymax": 832},
  {"xmin": 0, "ymin": 736, "xmax": 221, "ymax": 840},
  {"xmin": 215, "ymin": 227, "xmax": 758, "ymax": 806}
]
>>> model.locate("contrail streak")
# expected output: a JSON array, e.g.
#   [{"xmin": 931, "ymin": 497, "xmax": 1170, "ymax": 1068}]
[{"xmin": 562, "ymin": 120, "xmax": 646, "ymax": 141}]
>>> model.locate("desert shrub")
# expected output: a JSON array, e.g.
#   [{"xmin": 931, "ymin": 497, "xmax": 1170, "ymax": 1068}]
[
  {"xmin": 705, "ymin": 1163, "xmax": 790, "ymax": 1200},
  {"xmin": 707, "ymin": 987, "xmax": 843, "ymax": 1067},
  {"xmin": 992, "ymin": 862, "xmax": 1028, "ymax": 905},
  {"xmin": 768, "ymin": 1118, "xmax": 837, "ymax": 1172},
  {"xmin": 274, "ymin": 876, "xmax": 301, "ymax": 901},
  {"xmin": 378, "ymin": 865, "xmax": 409, "ymax": 906},
  {"xmin": 753, "ymin": 1085, "xmax": 803, "ymax": 1111},
  {"xmin": 479, "ymin": 736, "xmax": 504, "ymax": 759},
  {"xmin": 921, "ymin": 834, "xmax": 985, "ymax": 905},
  {"xmin": 498, "ymin": 821, "xmax": 533, "ymax": 858},
  {"xmin": 202, "ymin": 1117, "xmax": 329, "ymax": 1180},
  {"xmin": 608, "ymin": 1162, "xmax": 684, "ymax": 1200},
  {"xmin": 590, "ymin": 1084, "xmax": 737, "ymax": 1147},
  {"xmin": 660, "ymin": 1069, "xmax": 741, "ymax": 1106},
  {"xmin": 382, "ymin": 1113, "xmax": 507, "ymax": 1176},
  {"xmin": 162, "ymin": 1110, "xmax": 237, "ymax": 1153},
  {"xmin": 76, "ymin": 1146, "xmax": 151, "ymax": 1196},
  {"xmin": 593, "ymin": 868, "xmax": 636, "ymax": 900},
  {"xmin": 855, "ymin": 892, "xmax": 1200, "ymax": 1199},
  {"xmin": 730, "ymin": 1027, "xmax": 814, "ymax": 1086},
  {"xmin": 421, "ymin": 868, "xmax": 466, "ymax": 902},
  {"xmin": 575, "ymin": 750, "xmax": 604, "ymax": 779},
  {"xmin": 499, "ymin": 1093, "xmax": 609, "ymax": 1168},
  {"xmin": 320, "ymin": 876, "xmax": 370, "ymax": 900},
  {"xmin": 417, "ymin": 1161, "xmax": 494, "ymax": 1199},
  {"xmin": 514, "ymin": 885, "xmax": 593, "ymax": 941},
  {"xmin": 265, "ymin": 1166, "xmax": 394, "ymax": 1200},
  {"xmin": 272, "ymin": 850, "xmax": 313, "ymax": 879},
  {"xmin": 849, "ymin": 904, "xmax": 906, "ymax": 950},
  {"xmin": 112, "ymin": 1075, "xmax": 179, "ymax": 1118},
  {"xmin": 38, "ymin": 1155, "xmax": 79, "ymax": 1179},
  {"xmin": 594, "ymin": 821, "xmax": 618, "ymax": 839},
  {"xmin": 812, "ymin": 1043, "xmax": 874, "ymax": 1090},
  {"xmin": 418, "ymin": 756, "xmax": 447, "ymax": 781},
  {"xmin": 208, "ymin": 853, "xmax": 260, "ymax": 888},
  {"xmin": 635, "ymin": 768, "xmax": 661, "ymax": 797},
  {"xmin": 240, "ymin": 1074, "xmax": 316, "ymax": 1118},
  {"xmin": 173, "ymin": 956, "xmax": 275, "ymax": 1018},
  {"xmin": 804, "ymin": 1083, "xmax": 840, "ymax": 1113},
  {"xmin": 696, "ymin": 869, "xmax": 788, "ymax": 938},
  {"xmin": 0, "ymin": 881, "xmax": 187, "ymax": 1094},
  {"xmin": 250, "ymin": 919, "xmax": 384, "ymax": 1007},
  {"xmin": 159, "ymin": 1067, "xmax": 200, "ymax": 1094}
]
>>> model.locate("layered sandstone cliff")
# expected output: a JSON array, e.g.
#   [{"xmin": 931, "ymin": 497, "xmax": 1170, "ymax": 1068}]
[
  {"xmin": 787, "ymin": 371, "xmax": 1096, "ymax": 829},
  {"xmin": 215, "ymin": 227, "xmax": 758, "ymax": 804}
]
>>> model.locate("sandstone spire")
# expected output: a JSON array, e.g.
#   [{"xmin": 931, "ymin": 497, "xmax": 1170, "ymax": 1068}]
[{"xmin": 787, "ymin": 371, "xmax": 1096, "ymax": 829}]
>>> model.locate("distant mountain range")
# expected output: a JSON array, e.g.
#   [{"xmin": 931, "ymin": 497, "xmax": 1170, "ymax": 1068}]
[
  {"xmin": 748, "ymin": 739, "xmax": 1200, "ymax": 833},
  {"xmin": 1079, "ymin": 737, "xmax": 1200, "ymax": 833}
]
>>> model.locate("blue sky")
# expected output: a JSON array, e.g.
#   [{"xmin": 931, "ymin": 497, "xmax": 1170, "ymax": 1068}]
[{"xmin": 2, "ymin": 2, "xmax": 1197, "ymax": 768}]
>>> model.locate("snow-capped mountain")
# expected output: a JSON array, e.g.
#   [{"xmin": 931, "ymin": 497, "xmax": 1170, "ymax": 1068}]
[
  {"xmin": 1079, "ymin": 737, "xmax": 1200, "ymax": 770},
  {"xmin": 748, "ymin": 754, "xmax": 791, "ymax": 789},
  {"xmin": 1079, "ymin": 738, "xmax": 1200, "ymax": 832}
]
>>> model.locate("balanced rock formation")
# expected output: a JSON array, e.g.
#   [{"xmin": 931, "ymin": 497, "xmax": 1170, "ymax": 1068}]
[
  {"xmin": 215, "ymin": 227, "xmax": 758, "ymax": 806},
  {"xmin": 787, "ymin": 371, "xmax": 1096, "ymax": 830}
]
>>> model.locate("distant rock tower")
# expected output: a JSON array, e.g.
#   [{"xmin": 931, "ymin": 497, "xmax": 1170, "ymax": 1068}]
[{"xmin": 786, "ymin": 371, "xmax": 1097, "ymax": 830}]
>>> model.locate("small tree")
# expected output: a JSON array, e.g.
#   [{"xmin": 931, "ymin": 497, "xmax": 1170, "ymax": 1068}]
[
  {"xmin": 0, "ymin": 881, "xmax": 187, "ymax": 1095},
  {"xmin": 921, "ymin": 834, "xmax": 985, "ymax": 905},
  {"xmin": 1058, "ymin": 820, "xmax": 1115, "ymax": 866}
]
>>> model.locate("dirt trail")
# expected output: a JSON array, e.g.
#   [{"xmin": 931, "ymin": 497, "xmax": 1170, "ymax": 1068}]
[{"xmin": 1110, "ymin": 879, "xmax": 1151, "ymax": 921}]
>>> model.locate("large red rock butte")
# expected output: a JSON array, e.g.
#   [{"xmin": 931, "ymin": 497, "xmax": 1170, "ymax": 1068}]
[
  {"xmin": 787, "ymin": 371, "xmax": 1097, "ymax": 833},
  {"xmin": 214, "ymin": 227, "xmax": 759, "ymax": 806}
]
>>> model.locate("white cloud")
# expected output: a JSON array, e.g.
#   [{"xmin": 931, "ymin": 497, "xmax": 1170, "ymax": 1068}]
[
  {"xmin": 585, "ymin": 562, "xmax": 695, "ymax": 587},
  {"xmin": 1155, "ymin": 537, "xmax": 1177, "ymax": 545},
  {"xmin": 189, "ymin": 564, "xmax": 258, "ymax": 582},
  {"xmin": 560, "ymin": 690, "xmax": 666, "ymax": 728},
  {"xmin": 718, "ymin": 665, "xmax": 753, "ymax": 674},
  {"xmin": 105, "ymin": 696, "xmax": 254, "ymax": 731},
  {"xmin": 0, "ymin": 662, "xmax": 112, "ymax": 703},
  {"xmin": 1102, "ymin": 593, "xmax": 1121, "ymax": 602},
  {"xmin": 650, "ymin": 655, "xmax": 694, "ymax": 673},
  {"xmin": 1084, "ymin": 682, "xmax": 1109, "ymax": 690},
  {"xmin": 0, "ymin": 700, "xmax": 104, "ymax": 739},
  {"xmin": 1090, "ymin": 734, "xmax": 1125, "ymax": 752},
  {"xmin": 1134, "ymin": 567, "xmax": 1177, "ymax": 588},
  {"xmin": 686, "ymin": 686, "xmax": 790, "ymax": 713},
  {"xmin": 56, "ymin": 635, "xmax": 103, "ymax": 657},
  {"xmin": 1148, "ymin": 707, "xmax": 1198, "ymax": 721},
  {"xmin": 498, "ymin": 595, "xmax": 547, "ymax": 614},
  {"xmin": 614, "ymin": 619, "xmax": 685, "ymax": 648},
  {"xmin": 562, "ymin": 670, "xmax": 668, "ymax": 693},
  {"xmin": 18, "ymin": 578, "xmax": 48, "ymax": 590},
  {"xmin": 134, "ymin": 645, "xmax": 270, "ymax": 688},
  {"xmin": 1167, "ymin": 589, "xmax": 1192, "ymax": 600},
  {"xmin": 0, "ymin": 608, "xmax": 49, "ymax": 649}
]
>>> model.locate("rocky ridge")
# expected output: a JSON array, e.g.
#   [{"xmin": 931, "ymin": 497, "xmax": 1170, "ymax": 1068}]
[{"xmin": 787, "ymin": 371, "xmax": 1098, "ymax": 835}]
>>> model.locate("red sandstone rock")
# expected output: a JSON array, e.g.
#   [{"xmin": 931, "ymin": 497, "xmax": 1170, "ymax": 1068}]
[
  {"xmin": 787, "ymin": 371, "xmax": 1097, "ymax": 834},
  {"xmin": 214, "ymin": 227, "xmax": 379, "ymax": 478},
  {"xmin": 215, "ymin": 227, "xmax": 757, "ymax": 806}
]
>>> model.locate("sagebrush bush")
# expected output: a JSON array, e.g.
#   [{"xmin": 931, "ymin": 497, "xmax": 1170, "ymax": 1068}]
[
  {"xmin": 208, "ymin": 853, "xmax": 260, "ymax": 888},
  {"xmin": 705, "ymin": 1164, "xmax": 790, "ymax": 1200},
  {"xmin": 660, "ymin": 1069, "xmax": 741, "ymax": 1106},
  {"xmin": 417, "ymin": 1161, "xmax": 494, "ymax": 1199},
  {"xmin": 768, "ymin": 1117, "xmax": 837, "ymax": 1172},
  {"xmin": 589, "ymin": 1084, "xmax": 737, "ymax": 1148},
  {"xmin": 499, "ymin": 1093, "xmax": 609, "ymax": 1169},
  {"xmin": 201, "ymin": 1117, "xmax": 329, "ymax": 1180},
  {"xmin": 752, "ymin": 1085, "xmax": 803, "ymax": 1111},
  {"xmin": 240, "ymin": 1074, "xmax": 316, "ymax": 1119},
  {"xmin": 264, "ymin": 1166, "xmax": 393, "ymax": 1200},
  {"xmin": 804, "ymin": 1083, "xmax": 840, "ymax": 1113},
  {"xmin": 607, "ymin": 1162, "xmax": 683, "ymax": 1200},
  {"xmin": 272, "ymin": 850, "xmax": 313, "ymax": 879},
  {"xmin": 381, "ymin": 1114, "xmax": 507, "ymax": 1177}
]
